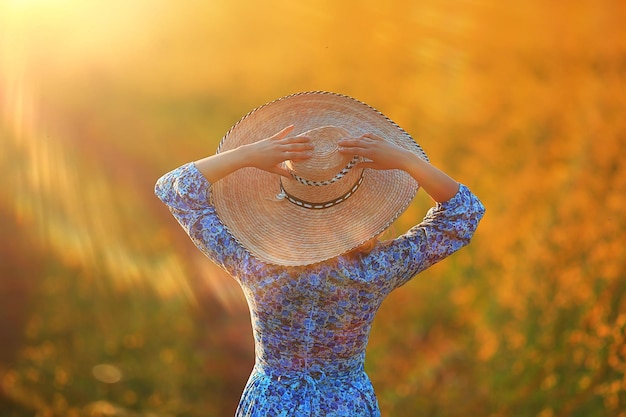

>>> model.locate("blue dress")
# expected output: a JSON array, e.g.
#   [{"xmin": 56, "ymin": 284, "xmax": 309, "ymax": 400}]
[{"xmin": 155, "ymin": 163, "xmax": 485, "ymax": 416}]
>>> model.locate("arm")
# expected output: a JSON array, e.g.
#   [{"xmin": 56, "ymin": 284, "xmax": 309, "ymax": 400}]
[
  {"xmin": 339, "ymin": 133, "xmax": 484, "ymax": 288},
  {"xmin": 338, "ymin": 133, "xmax": 459, "ymax": 203},
  {"xmin": 371, "ymin": 184, "xmax": 485, "ymax": 290},
  {"xmin": 194, "ymin": 125, "xmax": 313, "ymax": 183},
  {"xmin": 155, "ymin": 126, "xmax": 312, "ymax": 276}
]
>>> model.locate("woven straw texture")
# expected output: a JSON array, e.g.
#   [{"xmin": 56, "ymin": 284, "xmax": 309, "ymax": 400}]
[{"xmin": 211, "ymin": 91, "xmax": 428, "ymax": 266}]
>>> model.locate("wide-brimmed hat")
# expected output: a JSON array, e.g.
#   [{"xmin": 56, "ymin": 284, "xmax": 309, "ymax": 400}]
[{"xmin": 211, "ymin": 91, "xmax": 428, "ymax": 266}]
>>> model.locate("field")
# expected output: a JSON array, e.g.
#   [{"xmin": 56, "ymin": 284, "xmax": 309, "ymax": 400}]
[{"xmin": 1, "ymin": 1, "xmax": 625, "ymax": 416}]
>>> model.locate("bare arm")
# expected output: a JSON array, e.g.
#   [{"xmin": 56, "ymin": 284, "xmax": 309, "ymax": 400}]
[
  {"xmin": 195, "ymin": 127, "xmax": 457, "ymax": 202},
  {"xmin": 338, "ymin": 133, "xmax": 459, "ymax": 203},
  {"xmin": 194, "ymin": 125, "xmax": 313, "ymax": 183}
]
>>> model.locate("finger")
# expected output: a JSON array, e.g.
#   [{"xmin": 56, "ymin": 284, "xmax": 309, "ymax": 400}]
[
  {"xmin": 287, "ymin": 135, "xmax": 310, "ymax": 142},
  {"xmin": 284, "ymin": 151, "xmax": 312, "ymax": 161},
  {"xmin": 279, "ymin": 140, "xmax": 313, "ymax": 156},
  {"xmin": 338, "ymin": 144, "xmax": 369, "ymax": 156},
  {"xmin": 279, "ymin": 145, "xmax": 313, "ymax": 160},
  {"xmin": 283, "ymin": 135, "xmax": 313, "ymax": 146},
  {"xmin": 287, "ymin": 141, "xmax": 314, "ymax": 151},
  {"xmin": 338, "ymin": 139, "xmax": 364, "ymax": 149},
  {"xmin": 338, "ymin": 135, "xmax": 376, "ymax": 148},
  {"xmin": 337, "ymin": 136, "xmax": 362, "ymax": 146},
  {"xmin": 361, "ymin": 133, "xmax": 384, "ymax": 141},
  {"xmin": 272, "ymin": 125, "xmax": 295, "ymax": 139}
]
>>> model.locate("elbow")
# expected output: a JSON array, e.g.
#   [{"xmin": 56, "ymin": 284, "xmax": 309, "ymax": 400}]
[{"xmin": 154, "ymin": 174, "xmax": 173, "ymax": 204}]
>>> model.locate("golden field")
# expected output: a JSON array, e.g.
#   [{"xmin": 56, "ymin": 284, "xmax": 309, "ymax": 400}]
[{"xmin": 1, "ymin": 1, "xmax": 625, "ymax": 415}]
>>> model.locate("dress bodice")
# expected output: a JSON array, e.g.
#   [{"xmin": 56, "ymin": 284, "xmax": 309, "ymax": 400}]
[{"xmin": 241, "ymin": 257, "xmax": 388, "ymax": 376}]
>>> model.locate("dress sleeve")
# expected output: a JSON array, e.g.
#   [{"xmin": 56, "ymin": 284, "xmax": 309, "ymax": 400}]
[
  {"xmin": 154, "ymin": 162, "xmax": 252, "ymax": 280},
  {"xmin": 375, "ymin": 183, "xmax": 485, "ymax": 290}
]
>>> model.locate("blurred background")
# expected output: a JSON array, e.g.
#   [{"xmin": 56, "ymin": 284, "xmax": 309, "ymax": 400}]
[{"xmin": 1, "ymin": 0, "xmax": 625, "ymax": 416}]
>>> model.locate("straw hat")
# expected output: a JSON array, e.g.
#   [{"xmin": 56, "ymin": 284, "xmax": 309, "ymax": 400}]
[{"xmin": 211, "ymin": 91, "xmax": 428, "ymax": 266}]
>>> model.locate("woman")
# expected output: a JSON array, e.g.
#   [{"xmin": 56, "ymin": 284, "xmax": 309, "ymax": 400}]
[{"xmin": 155, "ymin": 92, "xmax": 485, "ymax": 416}]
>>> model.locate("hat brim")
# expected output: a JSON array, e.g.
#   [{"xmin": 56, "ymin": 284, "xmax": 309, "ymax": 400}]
[{"xmin": 211, "ymin": 91, "xmax": 429, "ymax": 266}]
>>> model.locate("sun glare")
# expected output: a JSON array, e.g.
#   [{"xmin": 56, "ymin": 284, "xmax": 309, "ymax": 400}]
[
  {"xmin": 1, "ymin": 0, "xmax": 164, "ymax": 78},
  {"xmin": 0, "ymin": 0, "xmax": 202, "ymax": 304}
]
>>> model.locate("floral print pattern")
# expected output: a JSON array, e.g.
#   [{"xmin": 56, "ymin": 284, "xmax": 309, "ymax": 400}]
[{"xmin": 155, "ymin": 163, "xmax": 485, "ymax": 416}]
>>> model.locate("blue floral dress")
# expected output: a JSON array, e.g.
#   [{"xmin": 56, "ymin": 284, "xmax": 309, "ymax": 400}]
[{"xmin": 155, "ymin": 163, "xmax": 485, "ymax": 416}]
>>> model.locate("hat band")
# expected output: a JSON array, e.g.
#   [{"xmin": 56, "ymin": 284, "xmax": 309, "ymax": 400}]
[
  {"xmin": 288, "ymin": 156, "xmax": 360, "ymax": 187},
  {"xmin": 278, "ymin": 172, "xmax": 364, "ymax": 210}
]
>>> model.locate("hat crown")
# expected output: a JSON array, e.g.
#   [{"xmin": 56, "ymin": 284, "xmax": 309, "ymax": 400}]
[{"xmin": 285, "ymin": 126, "xmax": 354, "ymax": 182}]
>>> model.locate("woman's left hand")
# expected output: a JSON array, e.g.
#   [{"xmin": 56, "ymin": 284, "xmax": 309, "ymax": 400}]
[
  {"xmin": 338, "ymin": 133, "xmax": 412, "ymax": 171},
  {"xmin": 339, "ymin": 133, "xmax": 459, "ymax": 202}
]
